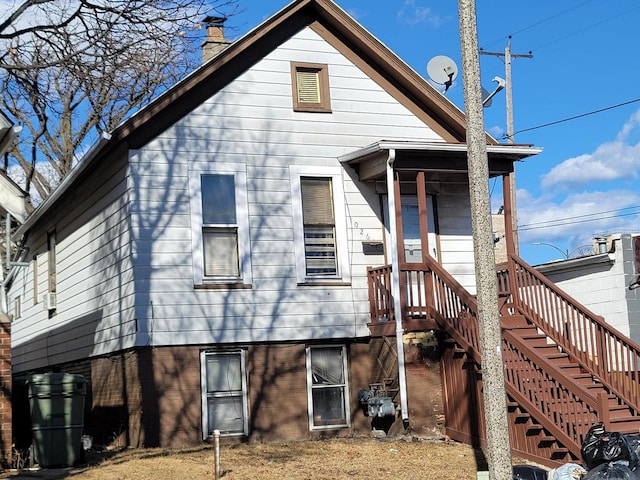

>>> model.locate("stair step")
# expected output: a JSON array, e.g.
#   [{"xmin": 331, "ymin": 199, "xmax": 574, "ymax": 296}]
[
  {"xmin": 533, "ymin": 346, "xmax": 566, "ymax": 357},
  {"xmin": 558, "ymin": 365, "xmax": 587, "ymax": 375},
  {"xmin": 501, "ymin": 315, "xmax": 529, "ymax": 328},
  {"xmin": 565, "ymin": 371, "xmax": 602, "ymax": 385},
  {"xmin": 550, "ymin": 448, "xmax": 571, "ymax": 460},
  {"xmin": 537, "ymin": 435, "xmax": 556, "ymax": 446},
  {"xmin": 514, "ymin": 413, "xmax": 531, "ymax": 423},
  {"xmin": 528, "ymin": 339, "xmax": 558, "ymax": 349},
  {"xmin": 609, "ymin": 418, "xmax": 640, "ymax": 434},
  {"xmin": 525, "ymin": 424, "xmax": 544, "ymax": 434}
]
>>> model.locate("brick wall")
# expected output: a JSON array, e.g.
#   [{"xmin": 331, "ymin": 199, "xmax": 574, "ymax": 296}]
[
  {"xmin": 0, "ymin": 320, "xmax": 11, "ymax": 465},
  {"xmin": 32, "ymin": 337, "xmax": 444, "ymax": 449}
]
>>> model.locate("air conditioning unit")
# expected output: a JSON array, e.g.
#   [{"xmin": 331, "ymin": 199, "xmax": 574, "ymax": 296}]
[{"xmin": 43, "ymin": 293, "xmax": 57, "ymax": 311}]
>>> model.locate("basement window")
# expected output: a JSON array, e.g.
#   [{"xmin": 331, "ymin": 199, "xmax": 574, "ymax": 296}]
[
  {"xmin": 291, "ymin": 62, "xmax": 332, "ymax": 113},
  {"xmin": 306, "ymin": 345, "xmax": 350, "ymax": 430}
]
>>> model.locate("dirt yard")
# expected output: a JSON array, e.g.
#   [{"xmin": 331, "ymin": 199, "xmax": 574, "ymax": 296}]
[{"xmin": 1, "ymin": 437, "xmax": 542, "ymax": 480}]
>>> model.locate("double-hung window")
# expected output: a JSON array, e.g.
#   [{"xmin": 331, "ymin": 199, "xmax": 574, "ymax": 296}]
[
  {"xmin": 189, "ymin": 165, "xmax": 252, "ymax": 286},
  {"xmin": 290, "ymin": 166, "xmax": 349, "ymax": 284},
  {"xmin": 306, "ymin": 345, "xmax": 350, "ymax": 429},
  {"xmin": 200, "ymin": 351, "xmax": 248, "ymax": 437}
]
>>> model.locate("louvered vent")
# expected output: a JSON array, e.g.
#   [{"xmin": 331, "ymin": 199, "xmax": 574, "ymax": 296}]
[{"xmin": 296, "ymin": 69, "xmax": 321, "ymax": 103}]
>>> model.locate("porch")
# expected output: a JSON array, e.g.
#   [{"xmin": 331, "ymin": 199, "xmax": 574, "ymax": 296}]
[
  {"xmin": 339, "ymin": 140, "xmax": 535, "ymax": 337},
  {"xmin": 342, "ymin": 140, "xmax": 640, "ymax": 467}
]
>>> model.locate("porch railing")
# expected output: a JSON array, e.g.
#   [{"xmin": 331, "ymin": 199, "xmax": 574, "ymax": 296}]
[
  {"xmin": 497, "ymin": 253, "xmax": 640, "ymax": 415},
  {"xmin": 368, "ymin": 261, "xmax": 481, "ymax": 353}
]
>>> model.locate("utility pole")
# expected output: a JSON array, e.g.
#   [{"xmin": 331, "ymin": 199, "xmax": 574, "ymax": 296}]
[
  {"xmin": 458, "ymin": 2, "xmax": 512, "ymax": 480},
  {"xmin": 480, "ymin": 37, "xmax": 532, "ymax": 252}
]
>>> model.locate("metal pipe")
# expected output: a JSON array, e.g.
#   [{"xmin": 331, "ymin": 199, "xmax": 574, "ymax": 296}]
[{"xmin": 385, "ymin": 149, "xmax": 409, "ymax": 424}]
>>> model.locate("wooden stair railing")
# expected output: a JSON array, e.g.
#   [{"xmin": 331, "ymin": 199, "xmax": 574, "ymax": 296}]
[
  {"xmin": 502, "ymin": 325, "xmax": 606, "ymax": 454},
  {"xmin": 367, "ymin": 255, "xmax": 640, "ymax": 464},
  {"xmin": 497, "ymin": 253, "xmax": 640, "ymax": 416}
]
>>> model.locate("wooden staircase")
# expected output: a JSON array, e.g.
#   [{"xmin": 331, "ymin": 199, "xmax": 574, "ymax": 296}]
[{"xmin": 368, "ymin": 252, "xmax": 640, "ymax": 468}]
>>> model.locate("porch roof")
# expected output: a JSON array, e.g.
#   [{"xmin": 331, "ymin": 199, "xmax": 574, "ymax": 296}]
[{"xmin": 339, "ymin": 140, "xmax": 543, "ymax": 182}]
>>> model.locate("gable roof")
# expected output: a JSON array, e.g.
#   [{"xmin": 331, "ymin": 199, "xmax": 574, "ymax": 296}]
[{"xmin": 15, "ymin": 0, "xmax": 487, "ymax": 238}]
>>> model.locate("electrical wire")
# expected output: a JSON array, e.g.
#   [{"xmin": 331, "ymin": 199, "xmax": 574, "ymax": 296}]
[
  {"xmin": 506, "ymin": 97, "xmax": 640, "ymax": 139},
  {"xmin": 528, "ymin": 4, "xmax": 640, "ymax": 53},
  {"xmin": 518, "ymin": 205, "xmax": 640, "ymax": 232},
  {"xmin": 480, "ymin": 0, "xmax": 592, "ymax": 50}
]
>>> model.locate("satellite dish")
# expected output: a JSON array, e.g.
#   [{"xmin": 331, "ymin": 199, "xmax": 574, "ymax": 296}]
[{"xmin": 427, "ymin": 55, "xmax": 458, "ymax": 92}]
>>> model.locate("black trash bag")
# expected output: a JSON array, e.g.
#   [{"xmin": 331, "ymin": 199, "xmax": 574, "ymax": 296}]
[
  {"xmin": 582, "ymin": 423, "xmax": 607, "ymax": 469},
  {"xmin": 626, "ymin": 436, "xmax": 640, "ymax": 471},
  {"xmin": 581, "ymin": 423, "xmax": 635, "ymax": 470},
  {"xmin": 583, "ymin": 462, "xmax": 640, "ymax": 480}
]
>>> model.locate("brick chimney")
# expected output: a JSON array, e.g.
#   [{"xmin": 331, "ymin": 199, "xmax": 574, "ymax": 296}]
[{"xmin": 202, "ymin": 16, "xmax": 231, "ymax": 63}]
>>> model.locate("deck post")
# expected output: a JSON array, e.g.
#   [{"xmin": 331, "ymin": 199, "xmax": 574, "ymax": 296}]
[
  {"xmin": 416, "ymin": 172, "xmax": 434, "ymax": 314},
  {"xmin": 502, "ymin": 173, "xmax": 516, "ymax": 257}
]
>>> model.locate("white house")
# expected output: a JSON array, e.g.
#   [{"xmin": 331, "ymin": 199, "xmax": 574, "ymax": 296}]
[{"xmin": 7, "ymin": 0, "xmax": 541, "ymax": 449}]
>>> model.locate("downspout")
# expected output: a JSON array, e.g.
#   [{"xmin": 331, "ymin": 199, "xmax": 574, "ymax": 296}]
[
  {"xmin": 1, "ymin": 213, "xmax": 10, "ymax": 318},
  {"xmin": 385, "ymin": 149, "xmax": 409, "ymax": 426}
]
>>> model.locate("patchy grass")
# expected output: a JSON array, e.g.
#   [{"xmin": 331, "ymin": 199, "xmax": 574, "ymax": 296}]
[{"xmin": 2, "ymin": 438, "xmax": 540, "ymax": 480}]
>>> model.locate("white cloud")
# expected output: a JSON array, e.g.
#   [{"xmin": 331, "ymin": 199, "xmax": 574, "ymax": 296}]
[
  {"xmin": 541, "ymin": 109, "xmax": 640, "ymax": 189},
  {"xmin": 516, "ymin": 188, "xmax": 640, "ymax": 245},
  {"xmin": 397, "ymin": 0, "xmax": 445, "ymax": 27},
  {"xmin": 487, "ymin": 125, "xmax": 505, "ymax": 140}
]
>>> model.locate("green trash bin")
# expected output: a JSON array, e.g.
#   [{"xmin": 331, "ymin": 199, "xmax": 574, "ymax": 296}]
[{"xmin": 26, "ymin": 373, "xmax": 87, "ymax": 467}]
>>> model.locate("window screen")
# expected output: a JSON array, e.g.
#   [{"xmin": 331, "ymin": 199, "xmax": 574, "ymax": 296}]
[{"xmin": 301, "ymin": 177, "xmax": 337, "ymax": 276}]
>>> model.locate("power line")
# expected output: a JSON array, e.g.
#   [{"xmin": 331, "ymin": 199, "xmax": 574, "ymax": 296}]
[
  {"xmin": 518, "ymin": 205, "xmax": 640, "ymax": 232},
  {"xmin": 506, "ymin": 97, "xmax": 640, "ymax": 139},
  {"xmin": 480, "ymin": 1, "xmax": 592, "ymax": 50},
  {"xmin": 529, "ymin": 4, "xmax": 640, "ymax": 53}
]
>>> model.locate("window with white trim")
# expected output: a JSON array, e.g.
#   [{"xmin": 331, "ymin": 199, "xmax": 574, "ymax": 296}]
[
  {"xmin": 200, "ymin": 351, "xmax": 248, "ymax": 437},
  {"xmin": 47, "ymin": 230, "xmax": 56, "ymax": 293},
  {"xmin": 306, "ymin": 345, "xmax": 350, "ymax": 429},
  {"xmin": 14, "ymin": 296, "xmax": 21, "ymax": 319},
  {"xmin": 290, "ymin": 166, "xmax": 350, "ymax": 284},
  {"xmin": 189, "ymin": 165, "xmax": 252, "ymax": 286}
]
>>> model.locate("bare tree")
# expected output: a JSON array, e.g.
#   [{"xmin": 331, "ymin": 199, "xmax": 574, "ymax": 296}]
[{"xmin": 0, "ymin": 0, "xmax": 239, "ymax": 202}]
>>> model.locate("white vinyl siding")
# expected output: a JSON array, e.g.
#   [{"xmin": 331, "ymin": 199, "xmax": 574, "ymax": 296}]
[
  {"xmin": 10, "ymin": 24, "xmax": 463, "ymax": 371},
  {"xmin": 290, "ymin": 166, "xmax": 349, "ymax": 284},
  {"xmin": 189, "ymin": 164, "xmax": 252, "ymax": 285},
  {"xmin": 10, "ymin": 155, "xmax": 136, "ymax": 372},
  {"xmin": 201, "ymin": 350, "xmax": 248, "ymax": 437},
  {"xmin": 306, "ymin": 345, "xmax": 349, "ymax": 429}
]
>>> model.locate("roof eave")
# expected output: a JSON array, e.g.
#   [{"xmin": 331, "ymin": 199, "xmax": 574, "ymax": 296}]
[
  {"xmin": 339, "ymin": 141, "xmax": 543, "ymax": 164},
  {"xmin": 14, "ymin": 132, "xmax": 112, "ymax": 240}
]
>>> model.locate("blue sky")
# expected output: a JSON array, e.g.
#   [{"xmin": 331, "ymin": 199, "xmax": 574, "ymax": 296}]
[{"xmin": 227, "ymin": 0, "xmax": 640, "ymax": 265}]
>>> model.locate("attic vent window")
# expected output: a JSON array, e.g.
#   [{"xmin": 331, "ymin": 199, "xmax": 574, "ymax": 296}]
[{"xmin": 291, "ymin": 62, "xmax": 331, "ymax": 113}]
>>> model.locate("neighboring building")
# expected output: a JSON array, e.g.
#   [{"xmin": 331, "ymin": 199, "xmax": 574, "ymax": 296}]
[
  {"xmin": 536, "ymin": 233, "xmax": 640, "ymax": 345},
  {"xmin": 7, "ymin": 0, "xmax": 541, "ymax": 449},
  {"xmin": 0, "ymin": 109, "xmax": 25, "ymax": 464}
]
